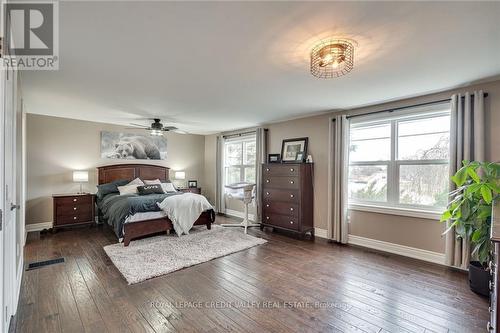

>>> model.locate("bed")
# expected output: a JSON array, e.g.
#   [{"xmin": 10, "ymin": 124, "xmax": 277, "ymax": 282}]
[{"xmin": 96, "ymin": 164, "xmax": 215, "ymax": 246}]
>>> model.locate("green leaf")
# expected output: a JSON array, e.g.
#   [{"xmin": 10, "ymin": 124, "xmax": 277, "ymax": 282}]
[
  {"xmin": 452, "ymin": 166, "xmax": 468, "ymax": 187},
  {"xmin": 440, "ymin": 211, "xmax": 451, "ymax": 222},
  {"xmin": 481, "ymin": 185, "xmax": 493, "ymax": 204},
  {"xmin": 467, "ymin": 167, "xmax": 481, "ymax": 183},
  {"xmin": 471, "ymin": 230, "xmax": 482, "ymax": 242}
]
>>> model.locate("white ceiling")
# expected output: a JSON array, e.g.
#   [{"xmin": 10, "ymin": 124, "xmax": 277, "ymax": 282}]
[{"xmin": 21, "ymin": 1, "xmax": 500, "ymax": 134}]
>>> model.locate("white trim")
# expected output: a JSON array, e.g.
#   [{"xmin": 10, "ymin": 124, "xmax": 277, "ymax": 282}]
[
  {"xmin": 25, "ymin": 222, "xmax": 53, "ymax": 233},
  {"xmin": 14, "ymin": 256, "xmax": 23, "ymax": 315},
  {"xmin": 225, "ymin": 209, "xmax": 256, "ymax": 222},
  {"xmin": 348, "ymin": 203, "xmax": 440, "ymax": 220},
  {"xmin": 347, "ymin": 234, "xmax": 445, "ymax": 265},
  {"xmin": 314, "ymin": 228, "xmax": 328, "ymax": 239}
]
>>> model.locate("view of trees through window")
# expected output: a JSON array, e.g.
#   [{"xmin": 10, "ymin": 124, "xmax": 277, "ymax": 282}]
[
  {"xmin": 348, "ymin": 110, "xmax": 450, "ymax": 210},
  {"xmin": 224, "ymin": 136, "xmax": 256, "ymax": 185}
]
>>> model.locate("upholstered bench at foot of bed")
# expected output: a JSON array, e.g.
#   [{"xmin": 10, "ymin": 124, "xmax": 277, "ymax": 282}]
[{"xmin": 122, "ymin": 209, "xmax": 215, "ymax": 246}]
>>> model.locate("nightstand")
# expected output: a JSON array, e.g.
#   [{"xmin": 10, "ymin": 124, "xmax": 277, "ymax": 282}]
[
  {"xmin": 53, "ymin": 193, "xmax": 96, "ymax": 229},
  {"xmin": 179, "ymin": 187, "xmax": 201, "ymax": 194}
]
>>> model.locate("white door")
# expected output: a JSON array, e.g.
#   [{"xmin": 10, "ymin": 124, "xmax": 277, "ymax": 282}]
[
  {"xmin": 2, "ymin": 61, "xmax": 17, "ymax": 332},
  {"xmin": 0, "ymin": 57, "xmax": 5, "ymax": 333}
]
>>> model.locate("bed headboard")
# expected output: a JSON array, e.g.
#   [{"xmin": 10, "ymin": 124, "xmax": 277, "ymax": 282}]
[{"xmin": 97, "ymin": 164, "xmax": 170, "ymax": 185}]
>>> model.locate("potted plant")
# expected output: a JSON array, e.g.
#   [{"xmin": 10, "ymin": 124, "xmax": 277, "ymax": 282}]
[{"xmin": 441, "ymin": 161, "xmax": 499, "ymax": 296}]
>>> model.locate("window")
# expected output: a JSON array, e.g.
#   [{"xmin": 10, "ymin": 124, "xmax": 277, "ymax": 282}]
[
  {"xmin": 348, "ymin": 104, "xmax": 450, "ymax": 212},
  {"xmin": 224, "ymin": 135, "xmax": 256, "ymax": 185}
]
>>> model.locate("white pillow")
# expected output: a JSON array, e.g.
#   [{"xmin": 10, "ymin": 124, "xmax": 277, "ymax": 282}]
[
  {"xmin": 117, "ymin": 184, "xmax": 140, "ymax": 195},
  {"xmin": 127, "ymin": 178, "xmax": 144, "ymax": 186},
  {"xmin": 161, "ymin": 182, "xmax": 177, "ymax": 193},
  {"xmin": 144, "ymin": 179, "xmax": 162, "ymax": 185}
]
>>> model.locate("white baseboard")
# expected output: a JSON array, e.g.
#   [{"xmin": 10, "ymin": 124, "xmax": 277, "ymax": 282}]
[
  {"xmin": 225, "ymin": 209, "xmax": 256, "ymax": 222},
  {"xmin": 25, "ymin": 222, "xmax": 53, "ymax": 233},
  {"xmin": 347, "ymin": 234, "xmax": 445, "ymax": 266},
  {"xmin": 314, "ymin": 228, "xmax": 328, "ymax": 239}
]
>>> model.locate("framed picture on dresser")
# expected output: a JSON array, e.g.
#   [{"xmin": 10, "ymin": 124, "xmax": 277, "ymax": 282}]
[{"xmin": 281, "ymin": 137, "xmax": 308, "ymax": 163}]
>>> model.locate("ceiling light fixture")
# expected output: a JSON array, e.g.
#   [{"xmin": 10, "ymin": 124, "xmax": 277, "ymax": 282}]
[{"xmin": 310, "ymin": 39, "xmax": 354, "ymax": 78}]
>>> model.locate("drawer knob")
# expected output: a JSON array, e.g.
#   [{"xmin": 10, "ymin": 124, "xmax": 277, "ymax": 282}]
[
  {"xmin": 73, "ymin": 207, "xmax": 77, "ymax": 210},
  {"xmin": 266, "ymin": 204, "xmax": 269, "ymax": 208},
  {"xmin": 266, "ymin": 192, "xmax": 269, "ymax": 195},
  {"xmin": 290, "ymin": 180, "xmax": 294, "ymax": 184},
  {"xmin": 290, "ymin": 194, "xmax": 294, "ymax": 198},
  {"xmin": 266, "ymin": 168, "xmax": 270, "ymax": 171},
  {"xmin": 266, "ymin": 216, "xmax": 269, "ymax": 220},
  {"xmin": 290, "ymin": 168, "xmax": 294, "ymax": 172},
  {"xmin": 73, "ymin": 216, "xmax": 77, "ymax": 220},
  {"xmin": 73, "ymin": 198, "xmax": 77, "ymax": 202},
  {"xmin": 290, "ymin": 221, "xmax": 294, "ymax": 224},
  {"xmin": 290, "ymin": 207, "xmax": 294, "ymax": 211}
]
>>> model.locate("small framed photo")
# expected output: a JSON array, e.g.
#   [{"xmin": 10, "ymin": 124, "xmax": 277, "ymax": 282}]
[
  {"xmin": 268, "ymin": 154, "xmax": 281, "ymax": 163},
  {"xmin": 296, "ymin": 151, "xmax": 304, "ymax": 162},
  {"xmin": 281, "ymin": 137, "xmax": 308, "ymax": 163},
  {"xmin": 188, "ymin": 180, "xmax": 198, "ymax": 188}
]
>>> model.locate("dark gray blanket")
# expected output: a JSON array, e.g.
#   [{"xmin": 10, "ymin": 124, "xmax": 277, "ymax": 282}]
[{"xmin": 99, "ymin": 192, "xmax": 181, "ymax": 238}]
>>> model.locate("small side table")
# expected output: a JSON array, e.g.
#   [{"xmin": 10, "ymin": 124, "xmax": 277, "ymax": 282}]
[
  {"xmin": 52, "ymin": 193, "xmax": 95, "ymax": 229},
  {"xmin": 179, "ymin": 187, "xmax": 201, "ymax": 194}
]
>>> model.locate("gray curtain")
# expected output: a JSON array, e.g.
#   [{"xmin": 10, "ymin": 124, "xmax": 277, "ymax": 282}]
[
  {"xmin": 445, "ymin": 91, "xmax": 485, "ymax": 268},
  {"xmin": 215, "ymin": 135, "xmax": 226, "ymax": 214},
  {"xmin": 255, "ymin": 128, "xmax": 268, "ymax": 222},
  {"xmin": 327, "ymin": 115, "xmax": 350, "ymax": 243}
]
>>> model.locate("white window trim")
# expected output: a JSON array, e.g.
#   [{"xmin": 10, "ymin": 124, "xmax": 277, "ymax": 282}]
[
  {"xmin": 348, "ymin": 203, "xmax": 442, "ymax": 220},
  {"xmin": 348, "ymin": 104, "xmax": 451, "ymax": 215},
  {"xmin": 223, "ymin": 134, "xmax": 257, "ymax": 185}
]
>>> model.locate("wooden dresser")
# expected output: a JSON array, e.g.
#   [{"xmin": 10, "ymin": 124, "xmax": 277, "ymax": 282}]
[
  {"xmin": 261, "ymin": 163, "xmax": 314, "ymax": 237},
  {"xmin": 490, "ymin": 201, "xmax": 500, "ymax": 332},
  {"xmin": 53, "ymin": 193, "xmax": 96, "ymax": 229}
]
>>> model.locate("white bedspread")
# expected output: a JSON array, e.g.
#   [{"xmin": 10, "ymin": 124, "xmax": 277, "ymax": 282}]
[{"xmin": 157, "ymin": 193, "xmax": 213, "ymax": 236}]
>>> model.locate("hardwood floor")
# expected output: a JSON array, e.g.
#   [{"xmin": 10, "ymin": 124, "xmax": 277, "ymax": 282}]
[{"xmin": 12, "ymin": 217, "xmax": 488, "ymax": 333}]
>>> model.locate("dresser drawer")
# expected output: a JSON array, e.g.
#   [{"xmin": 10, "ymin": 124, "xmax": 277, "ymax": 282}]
[
  {"xmin": 263, "ymin": 164, "xmax": 300, "ymax": 176},
  {"xmin": 55, "ymin": 212, "xmax": 93, "ymax": 225},
  {"xmin": 262, "ymin": 213, "xmax": 299, "ymax": 231},
  {"xmin": 55, "ymin": 195, "xmax": 93, "ymax": 205},
  {"xmin": 263, "ymin": 176, "xmax": 300, "ymax": 189},
  {"xmin": 263, "ymin": 189, "xmax": 299, "ymax": 203},
  {"xmin": 56, "ymin": 204, "xmax": 92, "ymax": 216},
  {"xmin": 263, "ymin": 201, "xmax": 299, "ymax": 217}
]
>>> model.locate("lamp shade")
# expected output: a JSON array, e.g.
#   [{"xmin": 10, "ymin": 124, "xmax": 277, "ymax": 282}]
[
  {"xmin": 175, "ymin": 171, "xmax": 186, "ymax": 180},
  {"xmin": 73, "ymin": 170, "xmax": 89, "ymax": 183}
]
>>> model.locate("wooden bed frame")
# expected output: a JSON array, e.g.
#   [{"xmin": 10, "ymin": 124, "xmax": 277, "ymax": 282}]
[{"xmin": 97, "ymin": 164, "xmax": 215, "ymax": 246}]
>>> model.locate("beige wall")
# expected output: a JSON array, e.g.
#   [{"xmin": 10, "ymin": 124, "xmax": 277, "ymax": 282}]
[
  {"xmin": 26, "ymin": 114, "xmax": 206, "ymax": 225},
  {"xmin": 205, "ymin": 78, "xmax": 500, "ymax": 254}
]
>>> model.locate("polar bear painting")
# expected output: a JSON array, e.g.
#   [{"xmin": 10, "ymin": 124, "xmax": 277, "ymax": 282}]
[{"xmin": 101, "ymin": 131, "xmax": 167, "ymax": 160}]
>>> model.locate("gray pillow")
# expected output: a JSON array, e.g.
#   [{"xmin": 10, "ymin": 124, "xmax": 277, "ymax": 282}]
[{"xmin": 96, "ymin": 179, "xmax": 129, "ymax": 200}]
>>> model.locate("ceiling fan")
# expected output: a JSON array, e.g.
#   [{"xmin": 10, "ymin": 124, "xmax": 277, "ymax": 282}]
[{"xmin": 127, "ymin": 118, "xmax": 188, "ymax": 135}]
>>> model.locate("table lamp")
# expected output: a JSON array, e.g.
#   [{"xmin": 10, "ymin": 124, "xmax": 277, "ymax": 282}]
[
  {"xmin": 73, "ymin": 170, "xmax": 89, "ymax": 193},
  {"xmin": 174, "ymin": 171, "xmax": 186, "ymax": 188}
]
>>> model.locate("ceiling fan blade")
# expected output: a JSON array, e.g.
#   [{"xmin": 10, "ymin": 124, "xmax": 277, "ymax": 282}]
[
  {"xmin": 129, "ymin": 123, "xmax": 149, "ymax": 128},
  {"xmin": 163, "ymin": 126, "xmax": 178, "ymax": 131},
  {"xmin": 171, "ymin": 129, "xmax": 189, "ymax": 134}
]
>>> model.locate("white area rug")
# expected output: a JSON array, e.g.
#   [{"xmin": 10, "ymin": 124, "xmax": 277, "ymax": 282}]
[{"xmin": 103, "ymin": 225, "xmax": 267, "ymax": 284}]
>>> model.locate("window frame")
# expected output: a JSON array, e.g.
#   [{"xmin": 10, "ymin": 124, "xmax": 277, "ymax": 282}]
[
  {"xmin": 348, "ymin": 104, "xmax": 451, "ymax": 215},
  {"xmin": 223, "ymin": 134, "xmax": 257, "ymax": 185}
]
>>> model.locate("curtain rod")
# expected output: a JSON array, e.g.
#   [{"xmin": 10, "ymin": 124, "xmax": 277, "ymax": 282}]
[
  {"xmin": 344, "ymin": 92, "xmax": 488, "ymax": 120},
  {"xmin": 223, "ymin": 129, "xmax": 266, "ymax": 139}
]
